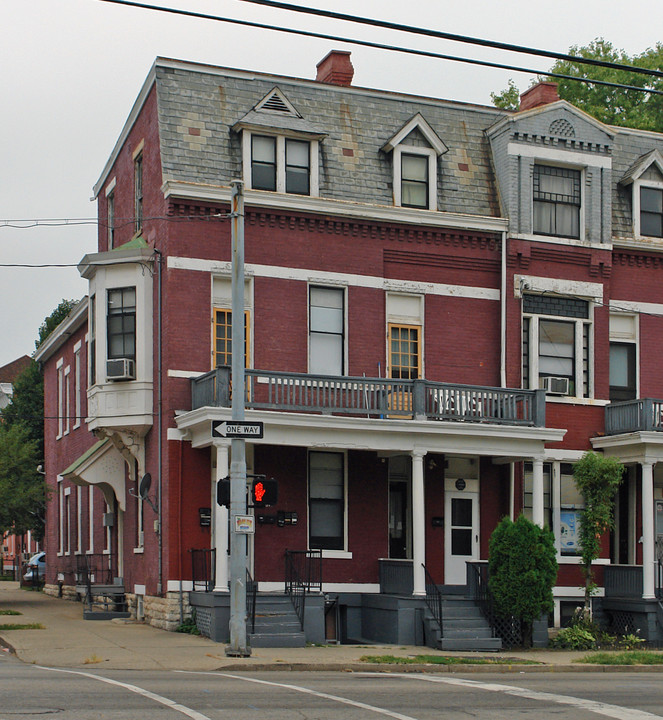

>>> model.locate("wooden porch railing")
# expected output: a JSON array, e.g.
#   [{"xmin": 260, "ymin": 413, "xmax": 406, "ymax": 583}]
[
  {"xmin": 192, "ymin": 368, "xmax": 546, "ymax": 427},
  {"xmin": 605, "ymin": 399, "xmax": 663, "ymax": 435}
]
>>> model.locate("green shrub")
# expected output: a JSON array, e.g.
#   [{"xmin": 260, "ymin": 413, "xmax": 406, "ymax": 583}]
[{"xmin": 488, "ymin": 515, "xmax": 558, "ymax": 646}]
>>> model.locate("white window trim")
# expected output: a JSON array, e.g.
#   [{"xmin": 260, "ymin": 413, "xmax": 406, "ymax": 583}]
[
  {"xmin": 56, "ymin": 358, "xmax": 64, "ymax": 439},
  {"xmin": 609, "ymin": 311, "xmax": 639, "ymax": 400},
  {"xmin": 523, "ymin": 309, "xmax": 593, "ymax": 400},
  {"xmin": 76, "ymin": 486, "xmax": 82, "ymax": 554},
  {"xmin": 73, "ymin": 341, "xmax": 82, "ymax": 429},
  {"xmin": 87, "ymin": 485, "xmax": 94, "ymax": 554},
  {"xmin": 307, "ymin": 449, "xmax": 348, "ymax": 553},
  {"xmin": 64, "ymin": 485, "xmax": 71, "ymax": 555},
  {"xmin": 242, "ymin": 130, "xmax": 319, "ymax": 196},
  {"xmin": 307, "ymin": 284, "xmax": 347, "ymax": 376},
  {"xmin": 392, "ymin": 145, "xmax": 437, "ymax": 210},
  {"xmin": 633, "ymin": 178, "xmax": 663, "ymax": 239},
  {"xmin": 64, "ymin": 366, "xmax": 71, "ymax": 435},
  {"xmin": 57, "ymin": 477, "xmax": 64, "ymax": 556},
  {"xmin": 531, "ymin": 162, "xmax": 586, "ymax": 242}
]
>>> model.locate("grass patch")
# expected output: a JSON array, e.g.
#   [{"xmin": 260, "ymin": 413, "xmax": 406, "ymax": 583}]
[
  {"xmin": 360, "ymin": 654, "xmax": 539, "ymax": 665},
  {"xmin": 577, "ymin": 651, "xmax": 663, "ymax": 665},
  {"xmin": 0, "ymin": 623, "xmax": 44, "ymax": 631},
  {"xmin": 0, "ymin": 610, "xmax": 21, "ymax": 616}
]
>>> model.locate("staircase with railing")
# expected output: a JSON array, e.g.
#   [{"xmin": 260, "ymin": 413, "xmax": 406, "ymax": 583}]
[{"xmin": 76, "ymin": 553, "xmax": 129, "ymax": 620}]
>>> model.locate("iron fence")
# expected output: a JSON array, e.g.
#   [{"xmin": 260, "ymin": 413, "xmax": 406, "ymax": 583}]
[{"xmin": 190, "ymin": 548, "xmax": 216, "ymax": 592}]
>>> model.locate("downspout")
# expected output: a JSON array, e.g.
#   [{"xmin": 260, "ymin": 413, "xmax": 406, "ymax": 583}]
[
  {"xmin": 154, "ymin": 248, "xmax": 163, "ymax": 596},
  {"xmin": 500, "ymin": 230, "xmax": 507, "ymax": 388}
]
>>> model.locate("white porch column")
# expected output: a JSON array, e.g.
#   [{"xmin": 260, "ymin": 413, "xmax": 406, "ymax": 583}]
[
  {"xmin": 213, "ymin": 443, "xmax": 230, "ymax": 592},
  {"xmin": 412, "ymin": 450, "xmax": 426, "ymax": 596},
  {"xmin": 532, "ymin": 458, "xmax": 545, "ymax": 528},
  {"xmin": 641, "ymin": 461, "xmax": 655, "ymax": 600}
]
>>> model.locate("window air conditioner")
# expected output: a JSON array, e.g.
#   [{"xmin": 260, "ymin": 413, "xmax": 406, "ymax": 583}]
[
  {"xmin": 541, "ymin": 376, "xmax": 569, "ymax": 395},
  {"xmin": 106, "ymin": 358, "xmax": 135, "ymax": 381}
]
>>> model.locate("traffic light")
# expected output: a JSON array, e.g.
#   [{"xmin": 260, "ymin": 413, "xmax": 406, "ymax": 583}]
[
  {"xmin": 216, "ymin": 477, "xmax": 230, "ymax": 506},
  {"xmin": 251, "ymin": 477, "xmax": 278, "ymax": 507}
]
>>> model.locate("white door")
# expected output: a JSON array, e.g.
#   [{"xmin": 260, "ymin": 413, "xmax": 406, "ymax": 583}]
[{"xmin": 444, "ymin": 491, "xmax": 479, "ymax": 585}]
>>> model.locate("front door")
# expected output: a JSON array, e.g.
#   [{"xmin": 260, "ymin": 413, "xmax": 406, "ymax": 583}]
[{"xmin": 444, "ymin": 491, "xmax": 479, "ymax": 585}]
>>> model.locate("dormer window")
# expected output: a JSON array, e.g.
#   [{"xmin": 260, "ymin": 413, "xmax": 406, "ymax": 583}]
[
  {"xmin": 640, "ymin": 187, "xmax": 663, "ymax": 237},
  {"xmin": 620, "ymin": 149, "xmax": 663, "ymax": 239},
  {"xmin": 381, "ymin": 113, "xmax": 448, "ymax": 211},
  {"xmin": 234, "ymin": 87, "xmax": 325, "ymax": 198},
  {"xmin": 533, "ymin": 165, "xmax": 581, "ymax": 239}
]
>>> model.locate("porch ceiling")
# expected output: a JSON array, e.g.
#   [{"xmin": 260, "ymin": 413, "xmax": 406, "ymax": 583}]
[
  {"xmin": 175, "ymin": 407, "xmax": 565, "ymax": 460},
  {"xmin": 592, "ymin": 431, "xmax": 663, "ymax": 464}
]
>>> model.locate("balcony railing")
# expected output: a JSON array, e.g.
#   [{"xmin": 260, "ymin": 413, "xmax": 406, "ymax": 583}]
[
  {"xmin": 605, "ymin": 399, "xmax": 663, "ymax": 435},
  {"xmin": 192, "ymin": 368, "xmax": 546, "ymax": 427}
]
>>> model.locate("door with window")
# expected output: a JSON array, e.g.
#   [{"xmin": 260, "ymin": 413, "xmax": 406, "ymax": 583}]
[{"xmin": 444, "ymin": 489, "xmax": 479, "ymax": 585}]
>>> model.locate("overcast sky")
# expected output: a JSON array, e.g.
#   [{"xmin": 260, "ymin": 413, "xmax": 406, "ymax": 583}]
[{"xmin": 2, "ymin": 0, "xmax": 662, "ymax": 368}]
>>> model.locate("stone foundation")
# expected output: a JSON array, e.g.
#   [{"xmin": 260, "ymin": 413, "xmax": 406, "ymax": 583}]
[{"xmin": 43, "ymin": 583, "xmax": 192, "ymax": 631}]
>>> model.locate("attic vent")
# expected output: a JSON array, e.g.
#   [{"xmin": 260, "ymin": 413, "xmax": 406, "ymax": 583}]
[
  {"xmin": 261, "ymin": 93, "xmax": 290, "ymax": 113},
  {"xmin": 549, "ymin": 119, "xmax": 575, "ymax": 138},
  {"xmin": 255, "ymin": 88, "xmax": 301, "ymax": 117}
]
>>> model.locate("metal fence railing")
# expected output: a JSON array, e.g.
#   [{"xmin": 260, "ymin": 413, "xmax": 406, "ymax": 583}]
[{"xmin": 190, "ymin": 548, "xmax": 216, "ymax": 592}]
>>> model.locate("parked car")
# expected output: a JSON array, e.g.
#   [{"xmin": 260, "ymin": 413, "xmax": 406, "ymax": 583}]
[{"xmin": 23, "ymin": 552, "xmax": 45, "ymax": 583}]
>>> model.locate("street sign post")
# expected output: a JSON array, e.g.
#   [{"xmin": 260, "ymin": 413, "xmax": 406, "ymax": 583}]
[{"xmin": 213, "ymin": 420, "xmax": 264, "ymax": 439}]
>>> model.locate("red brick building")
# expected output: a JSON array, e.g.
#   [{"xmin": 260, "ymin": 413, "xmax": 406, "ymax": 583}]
[{"xmin": 36, "ymin": 52, "xmax": 663, "ymax": 646}]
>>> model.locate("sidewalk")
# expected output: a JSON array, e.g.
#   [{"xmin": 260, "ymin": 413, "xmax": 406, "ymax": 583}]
[{"xmin": 0, "ymin": 582, "xmax": 653, "ymax": 672}]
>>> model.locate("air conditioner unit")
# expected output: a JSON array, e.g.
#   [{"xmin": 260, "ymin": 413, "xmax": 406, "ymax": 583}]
[
  {"xmin": 541, "ymin": 376, "xmax": 570, "ymax": 395},
  {"xmin": 106, "ymin": 358, "xmax": 135, "ymax": 381}
]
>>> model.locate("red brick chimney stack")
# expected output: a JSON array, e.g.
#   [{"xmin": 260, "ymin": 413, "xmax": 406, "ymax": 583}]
[
  {"xmin": 519, "ymin": 82, "xmax": 560, "ymax": 112},
  {"xmin": 316, "ymin": 50, "xmax": 354, "ymax": 86}
]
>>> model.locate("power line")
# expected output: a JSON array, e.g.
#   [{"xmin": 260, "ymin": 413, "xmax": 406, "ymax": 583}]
[
  {"xmin": 234, "ymin": 0, "xmax": 663, "ymax": 80},
  {"xmin": 96, "ymin": 1, "xmax": 663, "ymax": 95}
]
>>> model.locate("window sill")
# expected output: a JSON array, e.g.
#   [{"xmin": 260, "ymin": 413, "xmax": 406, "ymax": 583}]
[
  {"xmin": 320, "ymin": 550, "xmax": 352, "ymax": 560},
  {"xmin": 545, "ymin": 396, "xmax": 610, "ymax": 407},
  {"xmin": 133, "ymin": 547, "xmax": 144, "ymax": 554}
]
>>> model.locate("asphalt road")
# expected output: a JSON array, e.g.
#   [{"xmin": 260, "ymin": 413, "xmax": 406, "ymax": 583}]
[{"xmin": 2, "ymin": 653, "xmax": 663, "ymax": 719}]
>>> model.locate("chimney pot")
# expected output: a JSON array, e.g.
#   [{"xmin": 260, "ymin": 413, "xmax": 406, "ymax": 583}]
[
  {"xmin": 316, "ymin": 50, "xmax": 354, "ymax": 87},
  {"xmin": 519, "ymin": 82, "xmax": 560, "ymax": 112}
]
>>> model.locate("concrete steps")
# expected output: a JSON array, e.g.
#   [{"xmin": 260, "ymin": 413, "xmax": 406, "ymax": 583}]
[
  {"xmin": 248, "ymin": 594, "xmax": 306, "ymax": 648},
  {"xmin": 425, "ymin": 595, "xmax": 502, "ymax": 652},
  {"xmin": 77, "ymin": 584, "xmax": 130, "ymax": 621}
]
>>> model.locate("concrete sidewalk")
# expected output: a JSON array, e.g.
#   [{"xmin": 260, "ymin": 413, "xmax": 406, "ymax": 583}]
[{"xmin": 0, "ymin": 582, "xmax": 656, "ymax": 672}]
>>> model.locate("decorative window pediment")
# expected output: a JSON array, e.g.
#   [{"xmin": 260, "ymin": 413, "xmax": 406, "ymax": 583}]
[{"xmin": 381, "ymin": 114, "xmax": 448, "ymax": 211}]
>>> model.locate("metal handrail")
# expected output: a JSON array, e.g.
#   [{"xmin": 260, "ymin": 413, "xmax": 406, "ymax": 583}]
[
  {"xmin": 284, "ymin": 549, "xmax": 321, "ymax": 629},
  {"xmin": 246, "ymin": 568, "xmax": 257, "ymax": 634},
  {"xmin": 422, "ymin": 564, "xmax": 443, "ymax": 636},
  {"xmin": 189, "ymin": 548, "xmax": 215, "ymax": 592}
]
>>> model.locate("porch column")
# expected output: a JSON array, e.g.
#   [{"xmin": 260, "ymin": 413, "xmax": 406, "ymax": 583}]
[
  {"xmin": 641, "ymin": 461, "xmax": 655, "ymax": 600},
  {"xmin": 213, "ymin": 443, "xmax": 230, "ymax": 592},
  {"xmin": 532, "ymin": 458, "xmax": 545, "ymax": 528},
  {"xmin": 412, "ymin": 450, "xmax": 426, "ymax": 596}
]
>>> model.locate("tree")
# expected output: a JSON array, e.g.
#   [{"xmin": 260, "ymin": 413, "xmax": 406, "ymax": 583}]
[
  {"xmin": 491, "ymin": 39, "xmax": 663, "ymax": 132},
  {"xmin": 0, "ymin": 299, "xmax": 77, "ymax": 540},
  {"xmin": 488, "ymin": 514, "xmax": 558, "ymax": 647},
  {"xmin": 573, "ymin": 451, "xmax": 624, "ymax": 611}
]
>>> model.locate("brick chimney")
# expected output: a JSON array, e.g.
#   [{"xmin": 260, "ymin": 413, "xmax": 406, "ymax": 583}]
[
  {"xmin": 519, "ymin": 82, "xmax": 560, "ymax": 112},
  {"xmin": 316, "ymin": 50, "xmax": 354, "ymax": 86}
]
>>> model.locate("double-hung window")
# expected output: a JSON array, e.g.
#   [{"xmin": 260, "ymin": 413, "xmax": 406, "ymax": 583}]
[
  {"xmin": 533, "ymin": 165, "xmax": 581, "ymax": 239},
  {"xmin": 250, "ymin": 134, "xmax": 312, "ymax": 195},
  {"xmin": 107, "ymin": 287, "xmax": 136, "ymax": 360},
  {"xmin": 640, "ymin": 187, "xmax": 663, "ymax": 237},
  {"xmin": 309, "ymin": 287, "xmax": 344, "ymax": 375},
  {"xmin": 401, "ymin": 153, "xmax": 429, "ymax": 209},
  {"xmin": 609, "ymin": 343, "xmax": 636, "ymax": 401},
  {"xmin": 134, "ymin": 152, "xmax": 143, "ymax": 235},
  {"xmin": 522, "ymin": 294, "xmax": 591, "ymax": 398},
  {"xmin": 308, "ymin": 451, "xmax": 345, "ymax": 551}
]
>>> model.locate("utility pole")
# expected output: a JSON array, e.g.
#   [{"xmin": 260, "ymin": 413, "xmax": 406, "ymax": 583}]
[{"xmin": 226, "ymin": 180, "xmax": 250, "ymax": 657}]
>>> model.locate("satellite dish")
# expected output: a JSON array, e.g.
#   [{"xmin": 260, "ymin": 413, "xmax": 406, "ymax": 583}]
[{"xmin": 139, "ymin": 473, "xmax": 152, "ymax": 500}]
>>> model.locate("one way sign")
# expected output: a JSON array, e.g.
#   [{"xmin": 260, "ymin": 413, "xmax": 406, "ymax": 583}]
[{"xmin": 213, "ymin": 420, "xmax": 264, "ymax": 439}]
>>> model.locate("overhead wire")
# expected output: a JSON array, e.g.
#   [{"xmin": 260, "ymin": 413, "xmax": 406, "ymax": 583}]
[{"xmin": 95, "ymin": 0, "xmax": 663, "ymax": 95}]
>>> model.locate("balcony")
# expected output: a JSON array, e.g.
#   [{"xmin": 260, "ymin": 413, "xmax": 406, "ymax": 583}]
[
  {"xmin": 191, "ymin": 368, "xmax": 546, "ymax": 427},
  {"xmin": 604, "ymin": 399, "xmax": 663, "ymax": 435}
]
